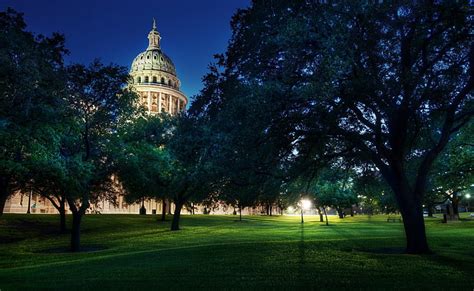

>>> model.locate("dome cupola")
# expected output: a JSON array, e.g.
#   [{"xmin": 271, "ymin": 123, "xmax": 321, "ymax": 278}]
[
  {"xmin": 130, "ymin": 19, "xmax": 177, "ymax": 76},
  {"xmin": 129, "ymin": 19, "xmax": 187, "ymax": 115}
]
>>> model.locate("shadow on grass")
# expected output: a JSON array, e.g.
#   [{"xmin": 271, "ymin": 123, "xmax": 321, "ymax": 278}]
[
  {"xmin": 36, "ymin": 245, "xmax": 108, "ymax": 254},
  {"xmin": 354, "ymin": 247, "xmax": 406, "ymax": 255}
]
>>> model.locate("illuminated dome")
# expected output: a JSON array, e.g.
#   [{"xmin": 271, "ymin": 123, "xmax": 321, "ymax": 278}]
[
  {"xmin": 131, "ymin": 49, "xmax": 177, "ymax": 76},
  {"xmin": 129, "ymin": 19, "xmax": 187, "ymax": 115}
]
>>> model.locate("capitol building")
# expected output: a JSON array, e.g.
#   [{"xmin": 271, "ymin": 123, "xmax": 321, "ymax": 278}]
[
  {"xmin": 3, "ymin": 21, "xmax": 269, "ymax": 216},
  {"xmin": 3, "ymin": 21, "xmax": 189, "ymax": 215}
]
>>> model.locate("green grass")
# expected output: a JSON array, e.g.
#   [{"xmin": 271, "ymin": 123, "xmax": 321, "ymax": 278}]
[{"xmin": 0, "ymin": 213, "xmax": 473, "ymax": 290}]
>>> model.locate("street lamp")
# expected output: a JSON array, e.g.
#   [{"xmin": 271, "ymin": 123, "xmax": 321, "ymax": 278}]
[
  {"xmin": 465, "ymin": 193, "xmax": 471, "ymax": 212},
  {"xmin": 300, "ymin": 199, "xmax": 312, "ymax": 223}
]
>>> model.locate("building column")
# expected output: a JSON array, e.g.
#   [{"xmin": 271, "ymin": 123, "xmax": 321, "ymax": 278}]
[
  {"xmin": 168, "ymin": 94, "xmax": 172, "ymax": 114},
  {"xmin": 147, "ymin": 91, "xmax": 151, "ymax": 112},
  {"xmin": 158, "ymin": 92, "xmax": 162, "ymax": 113}
]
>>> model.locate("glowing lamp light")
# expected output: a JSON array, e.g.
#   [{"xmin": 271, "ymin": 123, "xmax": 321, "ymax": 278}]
[
  {"xmin": 299, "ymin": 199, "xmax": 312, "ymax": 224},
  {"xmin": 466, "ymin": 194, "xmax": 471, "ymax": 199},
  {"xmin": 301, "ymin": 199, "xmax": 312, "ymax": 210}
]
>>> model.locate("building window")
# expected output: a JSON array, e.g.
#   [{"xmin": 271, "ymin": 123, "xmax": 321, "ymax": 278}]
[
  {"xmin": 168, "ymin": 80, "xmax": 172, "ymax": 86},
  {"xmin": 137, "ymin": 77, "xmax": 141, "ymax": 83},
  {"xmin": 153, "ymin": 76, "xmax": 157, "ymax": 83},
  {"xmin": 145, "ymin": 76, "xmax": 149, "ymax": 83},
  {"xmin": 161, "ymin": 77, "xmax": 165, "ymax": 84},
  {"xmin": 151, "ymin": 103, "xmax": 158, "ymax": 112}
]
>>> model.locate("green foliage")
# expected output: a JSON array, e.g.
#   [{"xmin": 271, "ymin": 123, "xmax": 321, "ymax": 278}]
[
  {"xmin": 63, "ymin": 60, "xmax": 138, "ymax": 209},
  {"xmin": 113, "ymin": 115, "xmax": 171, "ymax": 204},
  {"xmin": 192, "ymin": 0, "xmax": 473, "ymax": 253},
  {"xmin": 0, "ymin": 8, "xmax": 67, "ymax": 213}
]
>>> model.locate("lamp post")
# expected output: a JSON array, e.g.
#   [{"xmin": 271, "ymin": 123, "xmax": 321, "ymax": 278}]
[
  {"xmin": 466, "ymin": 193, "xmax": 471, "ymax": 212},
  {"xmin": 300, "ymin": 199, "xmax": 312, "ymax": 223}
]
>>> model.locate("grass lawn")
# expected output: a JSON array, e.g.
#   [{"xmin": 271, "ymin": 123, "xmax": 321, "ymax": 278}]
[{"xmin": 0, "ymin": 213, "xmax": 473, "ymax": 290}]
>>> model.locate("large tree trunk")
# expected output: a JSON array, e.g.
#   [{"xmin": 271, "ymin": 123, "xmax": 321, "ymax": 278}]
[
  {"xmin": 451, "ymin": 194, "xmax": 460, "ymax": 219},
  {"xmin": 0, "ymin": 178, "xmax": 11, "ymax": 216},
  {"xmin": 167, "ymin": 199, "xmax": 172, "ymax": 215},
  {"xmin": 71, "ymin": 212, "xmax": 83, "ymax": 252},
  {"xmin": 170, "ymin": 201, "xmax": 183, "ymax": 231},
  {"xmin": 427, "ymin": 205, "xmax": 433, "ymax": 217},
  {"xmin": 395, "ymin": 189, "xmax": 430, "ymax": 254},
  {"xmin": 27, "ymin": 190, "xmax": 32, "ymax": 214},
  {"xmin": 239, "ymin": 206, "xmax": 242, "ymax": 221},
  {"xmin": 161, "ymin": 198, "xmax": 167, "ymax": 221},
  {"xmin": 337, "ymin": 208, "xmax": 344, "ymax": 219},
  {"xmin": 67, "ymin": 195, "xmax": 89, "ymax": 252},
  {"xmin": 323, "ymin": 207, "xmax": 329, "ymax": 226},
  {"xmin": 317, "ymin": 207, "xmax": 324, "ymax": 222},
  {"xmin": 59, "ymin": 198, "xmax": 67, "ymax": 233}
]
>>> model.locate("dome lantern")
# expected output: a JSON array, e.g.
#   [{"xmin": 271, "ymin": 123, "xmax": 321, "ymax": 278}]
[{"xmin": 147, "ymin": 18, "xmax": 161, "ymax": 50}]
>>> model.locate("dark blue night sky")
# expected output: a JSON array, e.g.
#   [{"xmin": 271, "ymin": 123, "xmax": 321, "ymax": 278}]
[{"xmin": 1, "ymin": 0, "xmax": 251, "ymax": 100}]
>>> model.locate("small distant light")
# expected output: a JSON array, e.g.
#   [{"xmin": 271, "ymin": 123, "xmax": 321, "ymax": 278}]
[{"xmin": 466, "ymin": 194, "xmax": 472, "ymax": 199}]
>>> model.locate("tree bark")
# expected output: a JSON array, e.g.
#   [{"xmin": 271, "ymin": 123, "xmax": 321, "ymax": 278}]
[
  {"xmin": 317, "ymin": 207, "xmax": 324, "ymax": 222},
  {"xmin": 394, "ymin": 189, "xmax": 430, "ymax": 254},
  {"xmin": 0, "ymin": 178, "xmax": 11, "ymax": 216},
  {"xmin": 58, "ymin": 198, "xmax": 67, "ymax": 233},
  {"xmin": 27, "ymin": 190, "xmax": 32, "ymax": 214},
  {"xmin": 59, "ymin": 198, "xmax": 67, "ymax": 233},
  {"xmin": 67, "ymin": 195, "xmax": 89, "ymax": 252},
  {"xmin": 161, "ymin": 198, "xmax": 167, "ymax": 221},
  {"xmin": 427, "ymin": 205, "xmax": 433, "ymax": 217},
  {"xmin": 239, "ymin": 206, "xmax": 242, "ymax": 221},
  {"xmin": 379, "ymin": 162, "xmax": 431, "ymax": 254},
  {"xmin": 167, "ymin": 199, "xmax": 172, "ymax": 215},
  {"xmin": 323, "ymin": 207, "xmax": 329, "ymax": 226},
  {"xmin": 170, "ymin": 201, "xmax": 183, "ymax": 231},
  {"xmin": 337, "ymin": 208, "xmax": 344, "ymax": 219},
  {"xmin": 71, "ymin": 212, "xmax": 83, "ymax": 252},
  {"xmin": 452, "ymin": 194, "xmax": 460, "ymax": 219}
]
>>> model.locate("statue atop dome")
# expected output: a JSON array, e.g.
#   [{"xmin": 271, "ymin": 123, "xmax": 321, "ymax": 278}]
[{"xmin": 147, "ymin": 18, "xmax": 161, "ymax": 50}]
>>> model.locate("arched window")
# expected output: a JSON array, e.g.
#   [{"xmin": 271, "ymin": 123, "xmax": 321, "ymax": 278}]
[
  {"xmin": 168, "ymin": 80, "xmax": 172, "ymax": 86},
  {"xmin": 137, "ymin": 77, "xmax": 141, "ymax": 83},
  {"xmin": 151, "ymin": 102, "xmax": 158, "ymax": 112},
  {"xmin": 153, "ymin": 76, "xmax": 157, "ymax": 83},
  {"xmin": 161, "ymin": 77, "xmax": 165, "ymax": 84},
  {"xmin": 144, "ymin": 76, "xmax": 149, "ymax": 83}
]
